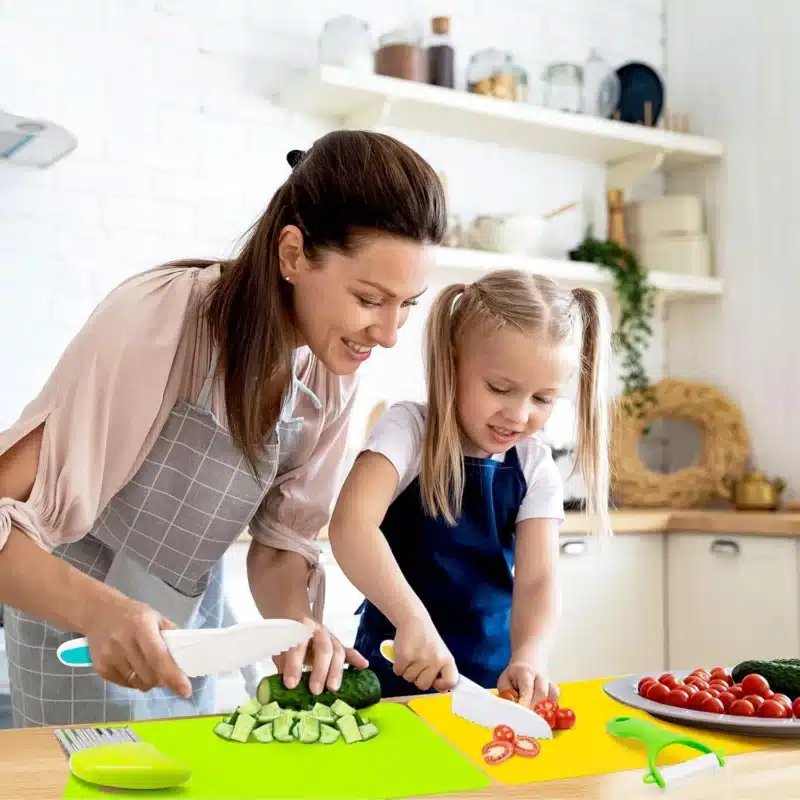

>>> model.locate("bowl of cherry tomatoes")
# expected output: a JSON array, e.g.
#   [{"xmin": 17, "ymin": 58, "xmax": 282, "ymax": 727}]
[{"xmin": 604, "ymin": 666, "xmax": 800, "ymax": 737}]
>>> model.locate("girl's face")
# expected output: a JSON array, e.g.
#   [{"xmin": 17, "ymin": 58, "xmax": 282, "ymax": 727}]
[
  {"xmin": 455, "ymin": 324, "xmax": 574, "ymax": 458},
  {"xmin": 279, "ymin": 227, "xmax": 430, "ymax": 375}
]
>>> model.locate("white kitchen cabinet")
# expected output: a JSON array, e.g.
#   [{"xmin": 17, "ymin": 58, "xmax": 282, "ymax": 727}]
[
  {"xmin": 667, "ymin": 533, "xmax": 800, "ymax": 669},
  {"xmin": 548, "ymin": 534, "xmax": 666, "ymax": 682}
]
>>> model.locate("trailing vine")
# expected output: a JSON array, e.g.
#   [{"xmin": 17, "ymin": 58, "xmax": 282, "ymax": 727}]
[{"xmin": 569, "ymin": 229, "xmax": 656, "ymax": 416}]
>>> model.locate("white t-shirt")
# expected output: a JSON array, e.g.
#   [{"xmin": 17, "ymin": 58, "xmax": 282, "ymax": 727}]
[{"xmin": 363, "ymin": 401, "xmax": 565, "ymax": 525}]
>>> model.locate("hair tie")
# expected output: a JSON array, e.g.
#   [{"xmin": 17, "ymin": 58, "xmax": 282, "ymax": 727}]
[{"xmin": 286, "ymin": 149, "xmax": 305, "ymax": 168}]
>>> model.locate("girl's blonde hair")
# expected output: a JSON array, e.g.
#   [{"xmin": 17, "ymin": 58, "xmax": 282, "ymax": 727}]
[{"xmin": 421, "ymin": 269, "xmax": 613, "ymax": 536}]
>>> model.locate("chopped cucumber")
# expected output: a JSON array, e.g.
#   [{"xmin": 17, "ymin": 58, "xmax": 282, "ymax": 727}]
[
  {"xmin": 297, "ymin": 715, "xmax": 321, "ymax": 743},
  {"xmin": 336, "ymin": 714, "xmax": 362, "ymax": 744},
  {"xmin": 251, "ymin": 724, "xmax": 274, "ymax": 743},
  {"xmin": 359, "ymin": 722, "xmax": 379, "ymax": 741},
  {"xmin": 256, "ymin": 701, "xmax": 282, "ymax": 723},
  {"xmin": 272, "ymin": 715, "xmax": 294, "ymax": 743},
  {"xmin": 213, "ymin": 721, "xmax": 234, "ymax": 740},
  {"xmin": 311, "ymin": 702, "xmax": 336, "ymax": 723},
  {"xmin": 318, "ymin": 723, "xmax": 341, "ymax": 744},
  {"xmin": 237, "ymin": 698, "xmax": 262, "ymax": 717},
  {"xmin": 330, "ymin": 699, "xmax": 356, "ymax": 718},
  {"xmin": 230, "ymin": 713, "xmax": 257, "ymax": 743}
]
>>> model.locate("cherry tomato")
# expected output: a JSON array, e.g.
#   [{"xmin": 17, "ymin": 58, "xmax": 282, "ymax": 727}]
[
  {"xmin": 710, "ymin": 667, "xmax": 732, "ymax": 685},
  {"xmin": 534, "ymin": 699, "xmax": 558, "ymax": 713},
  {"xmin": 638, "ymin": 679, "xmax": 658, "ymax": 698},
  {"xmin": 689, "ymin": 690, "xmax": 712, "ymax": 709},
  {"xmin": 728, "ymin": 685, "xmax": 745, "ymax": 700},
  {"xmin": 685, "ymin": 676, "xmax": 709, "ymax": 691},
  {"xmin": 708, "ymin": 680, "xmax": 729, "ymax": 693},
  {"xmin": 690, "ymin": 669, "xmax": 711, "ymax": 682},
  {"xmin": 699, "ymin": 696, "xmax": 726, "ymax": 714},
  {"xmin": 706, "ymin": 687, "xmax": 720, "ymax": 698},
  {"xmin": 493, "ymin": 725, "xmax": 516, "ymax": 742},
  {"xmin": 792, "ymin": 698, "xmax": 800, "ymax": 718},
  {"xmin": 744, "ymin": 694, "xmax": 765, "ymax": 713},
  {"xmin": 717, "ymin": 691, "xmax": 736, "ymax": 711},
  {"xmin": 758, "ymin": 699, "xmax": 788, "ymax": 719},
  {"xmin": 536, "ymin": 707, "xmax": 557, "ymax": 729},
  {"xmin": 638, "ymin": 677, "xmax": 656, "ymax": 694},
  {"xmin": 482, "ymin": 740, "xmax": 514, "ymax": 765},
  {"xmin": 659, "ymin": 674, "xmax": 683, "ymax": 689},
  {"xmin": 554, "ymin": 708, "xmax": 576, "ymax": 730},
  {"xmin": 740, "ymin": 674, "xmax": 771, "ymax": 698},
  {"xmin": 770, "ymin": 693, "xmax": 792, "ymax": 711},
  {"xmin": 729, "ymin": 699, "xmax": 756, "ymax": 717},
  {"xmin": 665, "ymin": 689, "xmax": 690, "ymax": 708},
  {"xmin": 682, "ymin": 684, "xmax": 699, "ymax": 697},
  {"xmin": 498, "ymin": 689, "xmax": 519, "ymax": 703},
  {"xmin": 645, "ymin": 683, "xmax": 671, "ymax": 704},
  {"xmin": 513, "ymin": 735, "xmax": 541, "ymax": 757}
]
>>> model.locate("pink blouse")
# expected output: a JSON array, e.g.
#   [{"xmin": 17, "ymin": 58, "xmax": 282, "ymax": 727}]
[{"xmin": 0, "ymin": 263, "xmax": 358, "ymax": 616}]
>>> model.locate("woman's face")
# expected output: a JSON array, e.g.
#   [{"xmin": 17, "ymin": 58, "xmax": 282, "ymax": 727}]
[{"xmin": 279, "ymin": 226, "xmax": 431, "ymax": 375}]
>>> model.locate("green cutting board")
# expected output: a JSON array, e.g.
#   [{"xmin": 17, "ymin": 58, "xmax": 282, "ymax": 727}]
[{"xmin": 62, "ymin": 703, "xmax": 491, "ymax": 799}]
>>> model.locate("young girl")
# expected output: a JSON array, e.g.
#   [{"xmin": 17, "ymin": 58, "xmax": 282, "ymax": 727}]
[{"xmin": 329, "ymin": 268, "xmax": 612, "ymax": 707}]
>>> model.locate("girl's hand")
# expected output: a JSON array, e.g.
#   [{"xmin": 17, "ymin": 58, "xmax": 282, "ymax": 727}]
[
  {"xmin": 498, "ymin": 661, "xmax": 559, "ymax": 708},
  {"xmin": 273, "ymin": 617, "xmax": 369, "ymax": 695},
  {"xmin": 394, "ymin": 617, "xmax": 458, "ymax": 692}
]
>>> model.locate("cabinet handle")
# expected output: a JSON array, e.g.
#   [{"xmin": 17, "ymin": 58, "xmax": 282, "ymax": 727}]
[
  {"xmin": 710, "ymin": 538, "xmax": 740, "ymax": 556},
  {"xmin": 560, "ymin": 540, "xmax": 587, "ymax": 556}
]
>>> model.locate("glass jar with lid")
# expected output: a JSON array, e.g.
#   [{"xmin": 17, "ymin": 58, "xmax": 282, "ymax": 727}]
[
  {"xmin": 467, "ymin": 48, "xmax": 518, "ymax": 100},
  {"xmin": 542, "ymin": 62, "xmax": 583, "ymax": 113},
  {"xmin": 318, "ymin": 15, "xmax": 374, "ymax": 73},
  {"xmin": 375, "ymin": 27, "xmax": 426, "ymax": 82}
]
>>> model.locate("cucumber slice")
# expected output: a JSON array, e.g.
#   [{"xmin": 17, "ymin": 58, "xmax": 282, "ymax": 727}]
[
  {"xmin": 272, "ymin": 715, "xmax": 294, "ymax": 743},
  {"xmin": 230, "ymin": 713, "xmax": 257, "ymax": 743},
  {"xmin": 318, "ymin": 723, "xmax": 341, "ymax": 744},
  {"xmin": 237, "ymin": 698, "xmax": 262, "ymax": 717},
  {"xmin": 330, "ymin": 699, "xmax": 356, "ymax": 718},
  {"xmin": 256, "ymin": 701, "xmax": 282, "ymax": 723},
  {"xmin": 335, "ymin": 714, "xmax": 362, "ymax": 744},
  {"xmin": 213, "ymin": 721, "xmax": 234, "ymax": 740},
  {"xmin": 251, "ymin": 723, "xmax": 274, "ymax": 743},
  {"xmin": 297, "ymin": 715, "xmax": 321, "ymax": 743},
  {"xmin": 311, "ymin": 702, "xmax": 336, "ymax": 723},
  {"xmin": 359, "ymin": 722, "xmax": 379, "ymax": 741}
]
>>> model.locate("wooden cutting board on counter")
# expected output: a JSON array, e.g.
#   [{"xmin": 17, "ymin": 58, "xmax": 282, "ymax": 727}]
[
  {"xmin": 408, "ymin": 677, "xmax": 789, "ymax": 785},
  {"xmin": 62, "ymin": 703, "xmax": 491, "ymax": 799}
]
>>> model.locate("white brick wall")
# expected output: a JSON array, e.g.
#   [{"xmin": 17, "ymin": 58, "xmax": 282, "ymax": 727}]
[{"xmin": 0, "ymin": 0, "xmax": 665, "ymax": 445}]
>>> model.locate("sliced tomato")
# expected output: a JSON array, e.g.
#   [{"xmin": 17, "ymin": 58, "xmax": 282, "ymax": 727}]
[
  {"xmin": 758, "ymin": 699, "xmax": 787, "ymax": 719},
  {"xmin": 645, "ymin": 683, "xmax": 671, "ymax": 704},
  {"xmin": 534, "ymin": 699, "xmax": 558, "ymax": 713},
  {"xmin": 513, "ymin": 735, "xmax": 541, "ymax": 757},
  {"xmin": 741, "ymin": 674, "xmax": 771, "ymax": 697},
  {"xmin": 482, "ymin": 740, "xmax": 514, "ymax": 765},
  {"xmin": 493, "ymin": 725, "xmax": 516, "ymax": 742},
  {"xmin": 498, "ymin": 689, "xmax": 519, "ymax": 703},
  {"xmin": 554, "ymin": 707, "xmax": 576, "ymax": 730},
  {"xmin": 536, "ymin": 707, "xmax": 557, "ymax": 729},
  {"xmin": 729, "ymin": 699, "xmax": 756, "ymax": 717}
]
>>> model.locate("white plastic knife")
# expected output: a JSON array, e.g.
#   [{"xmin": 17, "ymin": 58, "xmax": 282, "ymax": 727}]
[
  {"xmin": 57, "ymin": 618, "xmax": 316, "ymax": 678},
  {"xmin": 379, "ymin": 639, "xmax": 553, "ymax": 739}
]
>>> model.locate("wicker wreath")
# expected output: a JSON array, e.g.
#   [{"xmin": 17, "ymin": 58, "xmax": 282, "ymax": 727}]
[{"xmin": 610, "ymin": 378, "xmax": 751, "ymax": 508}]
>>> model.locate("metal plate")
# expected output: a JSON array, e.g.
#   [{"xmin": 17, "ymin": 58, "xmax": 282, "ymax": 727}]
[{"xmin": 604, "ymin": 670, "xmax": 800, "ymax": 738}]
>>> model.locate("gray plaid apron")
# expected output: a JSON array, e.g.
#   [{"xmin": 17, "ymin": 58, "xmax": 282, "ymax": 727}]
[{"xmin": 4, "ymin": 347, "xmax": 316, "ymax": 727}]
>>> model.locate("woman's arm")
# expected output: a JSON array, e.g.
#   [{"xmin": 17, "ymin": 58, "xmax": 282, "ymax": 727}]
[{"xmin": 246, "ymin": 541, "xmax": 313, "ymax": 621}]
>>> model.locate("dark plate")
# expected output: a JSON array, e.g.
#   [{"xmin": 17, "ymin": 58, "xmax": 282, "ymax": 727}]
[{"xmin": 614, "ymin": 61, "xmax": 664, "ymax": 126}]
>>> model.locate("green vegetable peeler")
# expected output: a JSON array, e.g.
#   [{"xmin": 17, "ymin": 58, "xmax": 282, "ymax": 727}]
[{"xmin": 606, "ymin": 716, "xmax": 725, "ymax": 789}]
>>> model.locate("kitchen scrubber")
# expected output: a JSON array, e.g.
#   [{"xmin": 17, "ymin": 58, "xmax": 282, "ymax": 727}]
[{"xmin": 606, "ymin": 716, "xmax": 725, "ymax": 790}]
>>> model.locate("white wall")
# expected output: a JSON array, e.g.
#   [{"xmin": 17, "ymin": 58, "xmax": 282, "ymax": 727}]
[
  {"xmin": 664, "ymin": 0, "xmax": 800, "ymax": 498},
  {"xmin": 1, "ymin": 0, "xmax": 665, "ymax": 455}
]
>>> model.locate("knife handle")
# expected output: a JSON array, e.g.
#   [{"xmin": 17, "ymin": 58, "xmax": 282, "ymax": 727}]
[
  {"xmin": 378, "ymin": 639, "xmax": 396, "ymax": 664},
  {"xmin": 56, "ymin": 638, "xmax": 93, "ymax": 668}
]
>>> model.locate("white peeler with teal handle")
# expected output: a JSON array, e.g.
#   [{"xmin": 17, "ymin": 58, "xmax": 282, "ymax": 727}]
[{"xmin": 56, "ymin": 618, "xmax": 315, "ymax": 678}]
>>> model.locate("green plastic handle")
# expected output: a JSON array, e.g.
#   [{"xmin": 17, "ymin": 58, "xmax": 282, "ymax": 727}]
[{"xmin": 606, "ymin": 716, "xmax": 723, "ymax": 789}]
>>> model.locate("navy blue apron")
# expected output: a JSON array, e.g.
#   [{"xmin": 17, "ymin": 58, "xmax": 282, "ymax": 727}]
[{"xmin": 354, "ymin": 447, "xmax": 527, "ymax": 698}]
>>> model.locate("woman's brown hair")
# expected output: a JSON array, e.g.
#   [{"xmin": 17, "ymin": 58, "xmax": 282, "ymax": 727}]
[
  {"xmin": 422, "ymin": 269, "xmax": 612, "ymax": 536},
  {"xmin": 168, "ymin": 130, "xmax": 446, "ymax": 476}
]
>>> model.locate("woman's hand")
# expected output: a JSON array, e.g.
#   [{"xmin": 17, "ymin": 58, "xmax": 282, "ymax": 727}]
[
  {"xmin": 83, "ymin": 598, "xmax": 193, "ymax": 698},
  {"xmin": 497, "ymin": 661, "xmax": 559, "ymax": 708},
  {"xmin": 274, "ymin": 618, "xmax": 369, "ymax": 695},
  {"xmin": 393, "ymin": 616, "xmax": 458, "ymax": 692}
]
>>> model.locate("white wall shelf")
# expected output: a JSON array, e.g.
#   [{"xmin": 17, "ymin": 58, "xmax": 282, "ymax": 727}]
[
  {"xmin": 433, "ymin": 247, "xmax": 722, "ymax": 300},
  {"xmin": 276, "ymin": 66, "xmax": 724, "ymax": 170}
]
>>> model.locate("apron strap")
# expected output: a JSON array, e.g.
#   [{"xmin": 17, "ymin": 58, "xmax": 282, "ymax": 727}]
[{"xmin": 197, "ymin": 346, "xmax": 221, "ymax": 411}]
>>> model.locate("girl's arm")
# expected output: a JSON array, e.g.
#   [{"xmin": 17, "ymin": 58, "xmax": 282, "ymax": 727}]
[
  {"xmin": 328, "ymin": 451, "xmax": 432, "ymax": 629},
  {"xmin": 509, "ymin": 517, "xmax": 561, "ymax": 670}
]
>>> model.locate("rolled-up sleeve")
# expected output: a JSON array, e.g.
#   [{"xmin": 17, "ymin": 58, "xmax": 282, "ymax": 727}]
[{"xmin": 0, "ymin": 266, "xmax": 200, "ymax": 552}]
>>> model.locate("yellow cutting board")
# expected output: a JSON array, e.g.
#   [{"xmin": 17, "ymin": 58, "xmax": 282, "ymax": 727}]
[{"xmin": 408, "ymin": 677, "xmax": 793, "ymax": 785}]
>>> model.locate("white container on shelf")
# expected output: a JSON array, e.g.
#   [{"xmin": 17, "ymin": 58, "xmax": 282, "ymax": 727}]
[
  {"xmin": 624, "ymin": 195, "xmax": 705, "ymax": 239},
  {"xmin": 632, "ymin": 232, "xmax": 712, "ymax": 277}
]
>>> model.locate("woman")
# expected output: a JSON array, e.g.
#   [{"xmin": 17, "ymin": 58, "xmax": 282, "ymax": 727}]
[{"xmin": 0, "ymin": 130, "xmax": 446, "ymax": 727}]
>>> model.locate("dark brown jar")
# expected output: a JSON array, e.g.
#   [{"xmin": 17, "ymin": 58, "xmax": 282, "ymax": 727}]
[{"xmin": 427, "ymin": 16, "xmax": 454, "ymax": 88}]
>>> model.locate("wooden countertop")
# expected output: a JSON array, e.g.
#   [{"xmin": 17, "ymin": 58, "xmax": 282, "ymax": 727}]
[
  {"xmin": 1, "ymin": 710, "xmax": 798, "ymax": 799},
  {"xmin": 235, "ymin": 509, "xmax": 800, "ymax": 545}
]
